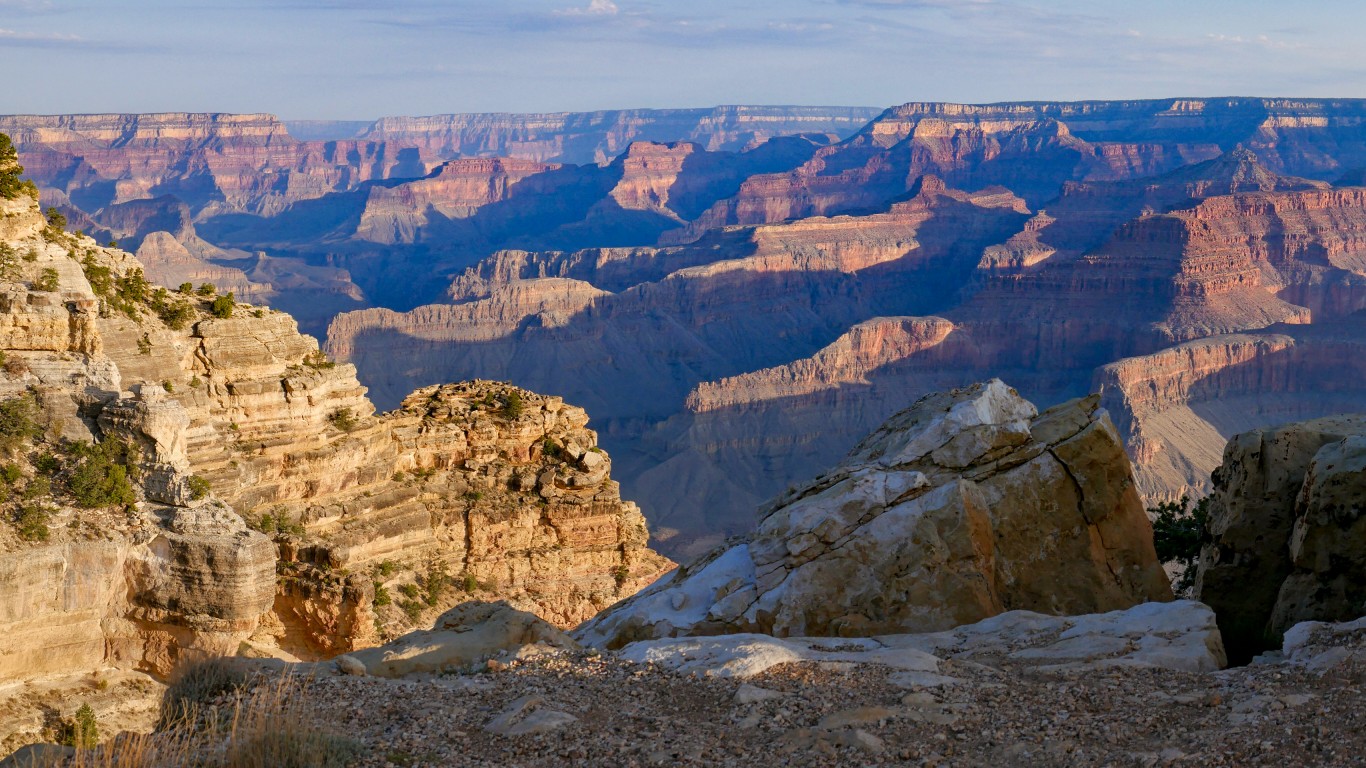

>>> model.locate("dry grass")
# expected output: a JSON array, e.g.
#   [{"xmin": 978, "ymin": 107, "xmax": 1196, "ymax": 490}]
[{"xmin": 54, "ymin": 661, "xmax": 361, "ymax": 768}]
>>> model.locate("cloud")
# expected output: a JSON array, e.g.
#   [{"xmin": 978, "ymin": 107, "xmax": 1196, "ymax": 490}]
[
  {"xmin": 558, "ymin": 0, "xmax": 619, "ymax": 16},
  {"xmin": 0, "ymin": 27, "xmax": 84, "ymax": 45}
]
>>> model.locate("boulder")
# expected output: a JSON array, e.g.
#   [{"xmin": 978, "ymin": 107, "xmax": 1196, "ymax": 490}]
[
  {"xmin": 346, "ymin": 601, "xmax": 578, "ymax": 678},
  {"xmin": 578, "ymin": 380, "xmax": 1171, "ymax": 648},
  {"xmin": 1195, "ymin": 415, "xmax": 1366, "ymax": 662}
]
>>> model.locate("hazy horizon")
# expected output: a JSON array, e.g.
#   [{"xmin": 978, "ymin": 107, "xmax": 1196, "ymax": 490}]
[{"xmin": 2, "ymin": 0, "xmax": 1365, "ymax": 119}]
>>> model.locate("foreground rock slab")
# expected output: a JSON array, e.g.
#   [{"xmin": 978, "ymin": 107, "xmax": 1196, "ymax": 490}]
[{"xmin": 617, "ymin": 600, "xmax": 1225, "ymax": 680}]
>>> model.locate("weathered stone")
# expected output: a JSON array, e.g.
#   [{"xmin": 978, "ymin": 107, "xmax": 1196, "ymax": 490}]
[
  {"xmin": 579, "ymin": 380, "xmax": 1171, "ymax": 648},
  {"xmin": 346, "ymin": 601, "xmax": 578, "ymax": 678},
  {"xmin": 1195, "ymin": 415, "xmax": 1366, "ymax": 661}
]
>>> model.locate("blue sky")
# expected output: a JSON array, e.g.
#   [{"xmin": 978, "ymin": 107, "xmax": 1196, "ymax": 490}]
[{"xmin": 2, "ymin": 0, "xmax": 1364, "ymax": 118}]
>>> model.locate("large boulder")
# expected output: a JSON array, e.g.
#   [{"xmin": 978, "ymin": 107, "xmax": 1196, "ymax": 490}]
[
  {"xmin": 1196, "ymin": 415, "xmax": 1366, "ymax": 662},
  {"xmin": 578, "ymin": 380, "xmax": 1172, "ymax": 649}
]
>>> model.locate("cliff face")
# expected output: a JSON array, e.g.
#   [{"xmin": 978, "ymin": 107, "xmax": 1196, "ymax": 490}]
[
  {"xmin": 0, "ymin": 194, "xmax": 669, "ymax": 685},
  {"xmin": 355, "ymin": 106, "xmax": 884, "ymax": 165}
]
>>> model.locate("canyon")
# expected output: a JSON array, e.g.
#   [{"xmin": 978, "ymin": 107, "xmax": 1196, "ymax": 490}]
[{"xmin": 5, "ymin": 98, "xmax": 1366, "ymax": 558}]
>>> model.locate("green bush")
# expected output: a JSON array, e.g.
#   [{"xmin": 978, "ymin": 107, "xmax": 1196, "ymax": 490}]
[
  {"xmin": 186, "ymin": 475, "xmax": 211, "ymax": 501},
  {"xmin": 177, "ymin": 282, "xmax": 194, "ymax": 295},
  {"xmin": 34, "ymin": 267, "xmax": 59, "ymax": 292},
  {"xmin": 328, "ymin": 407, "xmax": 358, "ymax": 432},
  {"xmin": 14, "ymin": 502, "xmax": 51, "ymax": 541},
  {"xmin": 211, "ymin": 292, "xmax": 236, "ymax": 319},
  {"xmin": 372, "ymin": 583, "xmax": 392, "ymax": 607},
  {"xmin": 0, "ymin": 463, "xmax": 21, "ymax": 484},
  {"xmin": 196, "ymin": 282, "xmax": 216, "ymax": 297},
  {"xmin": 422, "ymin": 562, "xmax": 450, "ymax": 606},
  {"xmin": 0, "ymin": 133, "xmax": 38, "ymax": 201},
  {"xmin": 1150, "ymin": 495, "xmax": 1211, "ymax": 593},
  {"xmin": 0, "ymin": 394, "xmax": 40, "ymax": 452},
  {"xmin": 42, "ymin": 207, "xmax": 67, "ymax": 241},
  {"xmin": 58, "ymin": 702, "xmax": 99, "ymax": 749},
  {"xmin": 66, "ymin": 439, "xmax": 139, "ymax": 509},
  {"xmin": 501, "ymin": 390, "xmax": 524, "ymax": 420},
  {"xmin": 81, "ymin": 254, "xmax": 113, "ymax": 298},
  {"xmin": 303, "ymin": 350, "xmax": 335, "ymax": 370}
]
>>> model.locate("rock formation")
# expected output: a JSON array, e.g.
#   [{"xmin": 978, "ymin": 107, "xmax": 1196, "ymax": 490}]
[
  {"xmin": 1194, "ymin": 414, "xmax": 1366, "ymax": 662},
  {"xmin": 0, "ymin": 193, "xmax": 669, "ymax": 688},
  {"xmin": 578, "ymin": 380, "xmax": 1171, "ymax": 649}
]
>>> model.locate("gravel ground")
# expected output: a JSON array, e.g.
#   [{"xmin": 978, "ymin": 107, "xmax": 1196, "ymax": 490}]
[{"xmin": 288, "ymin": 647, "xmax": 1366, "ymax": 768}]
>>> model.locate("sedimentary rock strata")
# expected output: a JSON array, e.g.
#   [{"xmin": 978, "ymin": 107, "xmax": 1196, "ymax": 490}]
[{"xmin": 0, "ymin": 193, "xmax": 669, "ymax": 686}]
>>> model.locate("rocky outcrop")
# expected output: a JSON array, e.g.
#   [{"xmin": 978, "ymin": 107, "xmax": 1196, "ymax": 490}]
[
  {"xmin": 578, "ymin": 380, "xmax": 1171, "ymax": 648},
  {"xmin": 1194, "ymin": 414, "xmax": 1366, "ymax": 663},
  {"xmin": 0, "ymin": 194, "xmax": 669, "ymax": 686}
]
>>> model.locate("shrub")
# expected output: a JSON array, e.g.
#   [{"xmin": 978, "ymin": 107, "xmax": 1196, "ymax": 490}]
[
  {"xmin": 80, "ymin": 254, "xmax": 113, "ymax": 298},
  {"xmin": 541, "ymin": 437, "xmax": 561, "ymax": 460},
  {"xmin": 397, "ymin": 583, "xmax": 419, "ymax": 600},
  {"xmin": 177, "ymin": 282, "xmax": 194, "ymax": 294},
  {"xmin": 0, "ymin": 133, "xmax": 37, "ymax": 201},
  {"xmin": 2, "ymin": 354, "xmax": 27, "ymax": 376},
  {"xmin": 42, "ymin": 207, "xmax": 67, "ymax": 240},
  {"xmin": 328, "ymin": 407, "xmax": 358, "ymax": 432},
  {"xmin": 162, "ymin": 380, "xmax": 175, "ymax": 393},
  {"xmin": 66, "ymin": 439, "xmax": 139, "ymax": 509},
  {"xmin": 33, "ymin": 450, "xmax": 59, "ymax": 475},
  {"xmin": 187, "ymin": 475, "xmax": 211, "ymax": 501},
  {"xmin": 0, "ymin": 243, "xmax": 19, "ymax": 280},
  {"xmin": 14, "ymin": 502, "xmax": 51, "ymax": 541},
  {"xmin": 21, "ymin": 475, "xmax": 50, "ymax": 500},
  {"xmin": 303, "ymin": 350, "xmax": 335, "ymax": 369},
  {"xmin": 210, "ymin": 292, "xmax": 236, "ymax": 319},
  {"xmin": 196, "ymin": 282, "xmax": 216, "ymax": 297},
  {"xmin": 0, "ymin": 394, "xmax": 40, "ymax": 451},
  {"xmin": 58, "ymin": 702, "xmax": 98, "ymax": 749},
  {"xmin": 372, "ymin": 583, "xmax": 392, "ymax": 607},
  {"xmin": 611, "ymin": 564, "xmax": 630, "ymax": 589},
  {"xmin": 158, "ymin": 657, "xmax": 250, "ymax": 729},
  {"xmin": 398, "ymin": 599, "xmax": 424, "ymax": 623},
  {"xmin": 1150, "ymin": 495, "xmax": 1211, "ymax": 593},
  {"xmin": 189, "ymin": 376, "xmax": 202, "ymax": 388},
  {"xmin": 34, "ymin": 267, "xmax": 59, "ymax": 292},
  {"xmin": 461, "ymin": 572, "xmax": 479, "ymax": 594},
  {"xmin": 501, "ymin": 390, "xmax": 524, "ymax": 420},
  {"xmin": 0, "ymin": 463, "xmax": 21, "ymax": 484},
  {"xmin": 422, "ymin": 562, "xmax": 450, "ymax": 606}
]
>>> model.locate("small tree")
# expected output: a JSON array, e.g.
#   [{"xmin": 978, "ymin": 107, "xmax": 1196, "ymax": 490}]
[
  {"xmin": 210, "ymin": 292, "xmax": 235, "ymax": 319},
  {"xmin": 0, "ymin": 133, "xmax": 36, "ymax": 200},
  {"xmin": 34, "ymin": 268, "xmax": 59, "ymax": 292},
  {"xmin": 177, "ymin": 282, "xmax": 194, "ymax": 295},
  {"xmin": 501, "ymin": 390, "xmax": 524, "ymax": 420},
  {"xmin": 1149, "ymin": 495, "xmax": 1211, "ymax": 594},
  {"xmin": 60, "ymin": 703, "xmax": 98, "ymax": 749}
]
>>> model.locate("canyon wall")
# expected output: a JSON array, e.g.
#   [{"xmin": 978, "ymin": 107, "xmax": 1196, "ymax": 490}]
[{"xmin": 0, "ymin": 193, "xmax": 669, "ymax": 686}]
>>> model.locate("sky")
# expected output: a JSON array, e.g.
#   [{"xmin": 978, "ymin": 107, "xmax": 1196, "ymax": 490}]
[{"xmin": 2, "ymin": 0, "xmax": 1365, "ymax": 119}]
